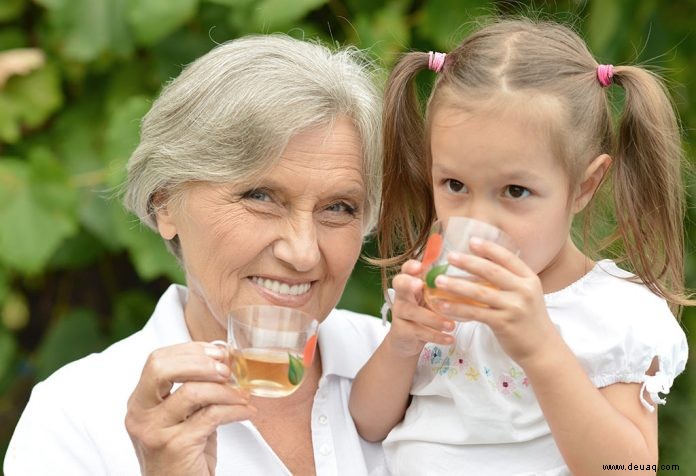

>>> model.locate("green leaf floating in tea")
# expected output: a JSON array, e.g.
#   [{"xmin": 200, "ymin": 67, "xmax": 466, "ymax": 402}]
[
  {"xmin": 425, "ymin": 263, "xmax": 449, "ymax": 288},
  {"xmin": 288, "ymin": 353, "xmax": 304, "ymax": 385}
]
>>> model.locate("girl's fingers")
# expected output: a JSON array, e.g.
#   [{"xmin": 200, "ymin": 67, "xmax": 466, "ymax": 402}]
[
  {"xmin": 401, "ymin": 259, "xmax": 424, "ymax": 276},
  {"xmin": 395, "ymin": 299, "xmax": 455, "ymax": 333},
  {"xmin": 469, "ymin": 238, "xmax": 530, "ymax": 277},
  {"xmin": 392, "ymin": 273, "xmax": 426, "ymax": 305},
  {"xmin": 433, "ymin": 275, "xmax": 508, "ymax": 310},
  {"xmin": 444, "ymin": 252, "xmax": 515, "ymax": 291}
]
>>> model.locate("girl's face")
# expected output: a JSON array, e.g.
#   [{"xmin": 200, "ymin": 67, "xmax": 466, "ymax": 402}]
[
  {"xmin": 155, "ymin": 117, "xmax": 366, "ymax": 341},
  {"xmin": 429, "ymin": 105, "xmax": 587, "ymax": 291}
]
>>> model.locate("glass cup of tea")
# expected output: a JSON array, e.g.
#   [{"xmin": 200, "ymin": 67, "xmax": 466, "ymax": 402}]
[
  {"xmin": 213, "ymin": 305, "xmax": 319, "ymax": 398},
  {"xmin": 421, "ymin": 217, "xmax": 519, "ymax": 317}
]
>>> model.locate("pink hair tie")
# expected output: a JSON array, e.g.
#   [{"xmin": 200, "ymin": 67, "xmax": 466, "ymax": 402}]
[
  {"xmin": 428, "ymin": 51, "xmax": 446, "ymax": 73},
  {"xmin": 597, "ymin": 64, "xmax": 614, "ymax": 87}
]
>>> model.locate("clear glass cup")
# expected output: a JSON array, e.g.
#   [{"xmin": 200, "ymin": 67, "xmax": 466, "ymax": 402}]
[
  {"xmin": 214, "ymin": 305, "xmax": 319, "ymax": 398},
  {"xmin": 421, "ymin": 217, "xmax": 519, "ymax": 316}
]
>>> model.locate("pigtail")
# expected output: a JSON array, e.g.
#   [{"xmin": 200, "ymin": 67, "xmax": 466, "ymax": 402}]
[
  {"xmin": 370, "ymin": 52, "xmax": 435, "ymax": 290},
  {"xmin": 610, "ymin": 65, "xmax": 692, "ymax": 315}
]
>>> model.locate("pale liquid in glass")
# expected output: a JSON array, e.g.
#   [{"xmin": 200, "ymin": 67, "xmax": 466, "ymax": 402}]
[
  {"xmin": 233, "ymin": 348, "xmax": 303, "ymax": 398},
  {"xmin": 423, "ymin": 281, "xmax": 496, "ymax": 310}
]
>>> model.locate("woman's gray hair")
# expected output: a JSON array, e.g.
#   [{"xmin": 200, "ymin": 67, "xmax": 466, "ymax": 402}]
[{"xmin": 123, "ymin": 34, "xmax": 383, "ymax": 257}]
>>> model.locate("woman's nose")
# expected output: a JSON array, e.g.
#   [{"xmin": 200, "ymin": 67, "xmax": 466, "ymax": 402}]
[{"xmin": 272, "ymin": 217, "xmax": 320, "ymax": 272}]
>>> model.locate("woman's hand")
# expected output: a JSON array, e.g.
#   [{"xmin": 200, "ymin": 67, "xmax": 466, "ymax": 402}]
[
  {"xmin": 125, "ymin": 342, "xmax": 257, "ymax": 476},
  {"xmin": 431, "ymin": 238, "xmax": 558, "ymax": 367},
  {"xmin": 386, "ymin": 259, "xmax": 456, "ymax": 357}
]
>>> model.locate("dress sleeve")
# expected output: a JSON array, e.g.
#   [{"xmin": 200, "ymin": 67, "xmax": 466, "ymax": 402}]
[{"xmin": 554, "ymin": 274, "xmax": 688, "ymax": 413}]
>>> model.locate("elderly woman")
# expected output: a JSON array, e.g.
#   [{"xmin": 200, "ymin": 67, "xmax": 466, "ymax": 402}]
[{"xmin": 4, "ymin": 35, "xmax": 386, "ymax": 475}]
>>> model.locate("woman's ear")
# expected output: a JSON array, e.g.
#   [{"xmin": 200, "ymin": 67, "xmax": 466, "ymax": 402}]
[
  {"xmin": 152, "ymin": 191, "xmax": 178, "ymax": 240},
  {"xmin": 572, "ymin": 154, "xmax": 612, "ymax": 213}
]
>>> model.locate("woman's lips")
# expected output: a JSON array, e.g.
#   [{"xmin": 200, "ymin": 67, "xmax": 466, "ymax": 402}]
[{"xmin": 249, "ymin": 276, "xmax": 314, "ymax": 306}]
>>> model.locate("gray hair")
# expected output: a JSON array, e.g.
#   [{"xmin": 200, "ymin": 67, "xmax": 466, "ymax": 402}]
[{"xmin": 123, "ymin": 34, "xmax": 383, "ymax": 257}]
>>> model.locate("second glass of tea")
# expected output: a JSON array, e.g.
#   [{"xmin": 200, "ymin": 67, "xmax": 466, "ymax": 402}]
[
  {"xmin": 222, "ymin": 305, "xmax": 319, "ymax": 398},
  {"xmin": 421, "ymin": 217, "xmax": 519, "ymax": 317}
]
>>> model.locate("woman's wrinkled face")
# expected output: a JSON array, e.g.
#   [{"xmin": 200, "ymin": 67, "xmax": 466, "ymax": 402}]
[{"xmin": 156, "ymin": 117, "xmax": 366, "ymax": 341}]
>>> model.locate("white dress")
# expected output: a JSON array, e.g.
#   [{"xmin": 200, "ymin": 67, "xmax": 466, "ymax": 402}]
[
  {"xmin": 4, "ymin": 284, "xmax": 390, "ymax": 476},
  {"xmin": 383, "ymin": 260, "xmax": 688, "ymax": 475}
]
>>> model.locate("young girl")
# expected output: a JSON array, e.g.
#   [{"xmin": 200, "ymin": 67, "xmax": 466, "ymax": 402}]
[{"xmin": 349, "ymin": 18, "xmax": 690, "ymax": 475}]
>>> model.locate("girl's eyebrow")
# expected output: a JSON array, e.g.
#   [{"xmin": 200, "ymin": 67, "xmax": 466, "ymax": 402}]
[{"xmin": 432, "ymin": 164, "xmax": 542, "ymax": 183}]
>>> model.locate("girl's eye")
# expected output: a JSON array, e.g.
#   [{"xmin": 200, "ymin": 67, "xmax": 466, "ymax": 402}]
[
  {"xmin": 445, "ymin": 179, "xmax": 467, "ymax": 193},
  {"xmin": 242, "ymin": 189, "xmax": 272, "ymax": 202},
  {"xmin": 504, "ymin": 185, "xmax": 530, "ymax": 199}
]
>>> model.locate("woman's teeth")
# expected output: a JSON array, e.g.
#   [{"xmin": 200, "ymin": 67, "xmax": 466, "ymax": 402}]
[{"xmin": 251, "ymin": 277, "xmax": 311, "ymax": 296}]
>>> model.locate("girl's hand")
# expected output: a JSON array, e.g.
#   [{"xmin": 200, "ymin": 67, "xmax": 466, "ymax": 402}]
[
  {"xmin": 125, "ymin": 342, "xmax": 257, "ymax": 476},
  {"xmin": 432, "ymin": 238, "xmax": 558, "ymax": 366},
  {"xmin": 387, "ymin": 259, "xmax": 456, "ymax": 357}
]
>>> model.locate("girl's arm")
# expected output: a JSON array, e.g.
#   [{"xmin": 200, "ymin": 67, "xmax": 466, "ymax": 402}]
[
  {"xmin": 522, "ymin": 338, "xmax": 658, "ymax": 475},
  {"xmin": 437, "ymin": 241, "xmax": 657, "ymax": 475},
  {"xmin": 349, "ymin": 260, "xmax": 455, "ymax": 442}
]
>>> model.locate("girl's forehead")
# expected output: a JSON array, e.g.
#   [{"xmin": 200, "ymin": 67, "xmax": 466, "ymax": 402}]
[{"xmin": 430, "ymin": 88, "xmax": 566, "ymax": 128}]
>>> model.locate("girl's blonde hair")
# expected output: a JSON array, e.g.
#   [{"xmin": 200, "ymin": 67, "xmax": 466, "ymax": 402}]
[{"xmin": 378, "ymin": 18, "xmax": 691, "ymax": 314}]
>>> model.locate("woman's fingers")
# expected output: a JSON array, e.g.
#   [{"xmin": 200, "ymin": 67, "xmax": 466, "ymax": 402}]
[
  {"xmin": 157, "ymin": 381, "xmax": 252, "ymax": 426},
  {"xmin": 131, "ymin": 342, "xmax": 230, "ymax": 407}
]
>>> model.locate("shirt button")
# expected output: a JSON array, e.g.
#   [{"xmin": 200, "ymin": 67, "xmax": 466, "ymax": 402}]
[
  {"xmin": 319, "ymin": 444, "xmax": 331, "ymax": 456},
  {"xmin": 318, "ymin": 415, "xmax": 328, "ymax": 425}
]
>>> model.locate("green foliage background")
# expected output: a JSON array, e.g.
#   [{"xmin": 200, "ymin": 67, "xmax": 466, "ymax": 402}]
[{"xmin": 0, "ymin": 0, "xmax": 694, "ymax": 471}]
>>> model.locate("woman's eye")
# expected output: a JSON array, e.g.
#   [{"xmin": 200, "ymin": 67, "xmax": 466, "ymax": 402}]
[
  {"xmin": 504, "ymin": 185, "xmax": 530, "ymax": 199},
  {"xmin": 242, "ymin": 189, "xmax": 271, "ymax": 202},
  {"xmin": 445, "ymin": 179, "xmax": 467, "ymax": 193},
  {"xmin": 326, "ymin": 201, "xmax": 357, "ymax": 215}
]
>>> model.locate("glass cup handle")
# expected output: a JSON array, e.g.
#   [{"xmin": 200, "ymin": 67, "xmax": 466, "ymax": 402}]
[{"xmin": 209, "ymin": 340, "xmax": 238, "ymax": 385}]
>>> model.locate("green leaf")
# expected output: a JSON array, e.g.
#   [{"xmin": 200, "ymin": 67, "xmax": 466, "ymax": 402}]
[
  {"xmin": 39, "ymin": 0, "xmax": 134, "ymax": 61},
  {"xmin": 113, "ymin": 205, "xmax": 183, "ymax": 282},
  {"xmin": 127, "ymin": 0, "xmax": 199, "ymax": 46},
  {"xmin": 0, "ymin": 27, "xmax": 27, "ymax": 49},
  {"xmin": 417, "ymin": 0, "xmax": 489, "ymax": 52},
  {"xmin": 586, "ymin": 0, "xmax": 622, "ymax": 58},
  {"xmin": 425, "ymin": 263, "xmax": 449, "ymax": 289},
  {"xmin": 0, "ymin": 329, "xmax": 17, "ymax": 384},
  {"xmin": 48, "ymin": 230, "xmax": 105, "ymax": 270},
  {"xmin": 35, "ymin": 309, "xmax": 107, "ymax": 380},
  {"xmin": 79, "ymin": 189, "xmax": 124, "ymax": 251},
  {"xmin": 350, "ymin": 1, "xmax": 410, "ymax": 65},
  {"xmin": 0, "ymin": 64, "xmax": 63, "ymax": 143},
  {"xmin": 1, "ymin": 291, "xmax": 29, "ymax": 330},
  {"xmin": 111, "ymin": 290, "xmax": 157, "ymax": 341},
  {"xmin": 0, "ymin": 154, "xmax": 78, "ymax": 274},
  {"xmin": 104, "ymin": 95, "xmax": 152, "ymax": 167},
  {"xmin": 287, "ymin": 352, "xmax": 304, "ymax": 386},
  {"xmin": 253, "ymin": 0, "xmax": 327, "ymax": 30},
  {"xmin": 0, "ymin": 0, "xmax": 25, "ymax": 22},
  {"xmin": 205, "ymin": 0, "xmax": 253, "ymax": 6}
]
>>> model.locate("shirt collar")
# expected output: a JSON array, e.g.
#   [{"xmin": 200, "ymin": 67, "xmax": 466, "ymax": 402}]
[
  {"xmin": 317, "ymin": 308, "xmax": 378, "ymax": 380},
  {"xmin": 145, "ymin": 284, "xmax": 193, "ymax": 347}
]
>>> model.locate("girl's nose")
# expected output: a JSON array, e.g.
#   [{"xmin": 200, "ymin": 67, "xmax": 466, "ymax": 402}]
[{"xmin": 272, "ymin": 216, "xmax": 320, "ymax": 272}]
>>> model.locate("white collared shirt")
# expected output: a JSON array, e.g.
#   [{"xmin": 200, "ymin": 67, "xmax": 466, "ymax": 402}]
[{"xmin": 4, "ymin": 285, "xmax": 389, "ymax": 475}]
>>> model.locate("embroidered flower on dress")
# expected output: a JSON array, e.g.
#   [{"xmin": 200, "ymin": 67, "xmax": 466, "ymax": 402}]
[
  {"xmin": 498, "ymin": 375, "xmax": 516, "ymax": 395},
  {"xmin": 465, "ymin": 366, "xmax": 480, "ymax": 381}
]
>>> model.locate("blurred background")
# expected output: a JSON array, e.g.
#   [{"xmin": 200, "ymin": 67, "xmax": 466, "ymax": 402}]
[{"xmin": 0, "ymin": 0, "xmax": 693, "ymax": 471}]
